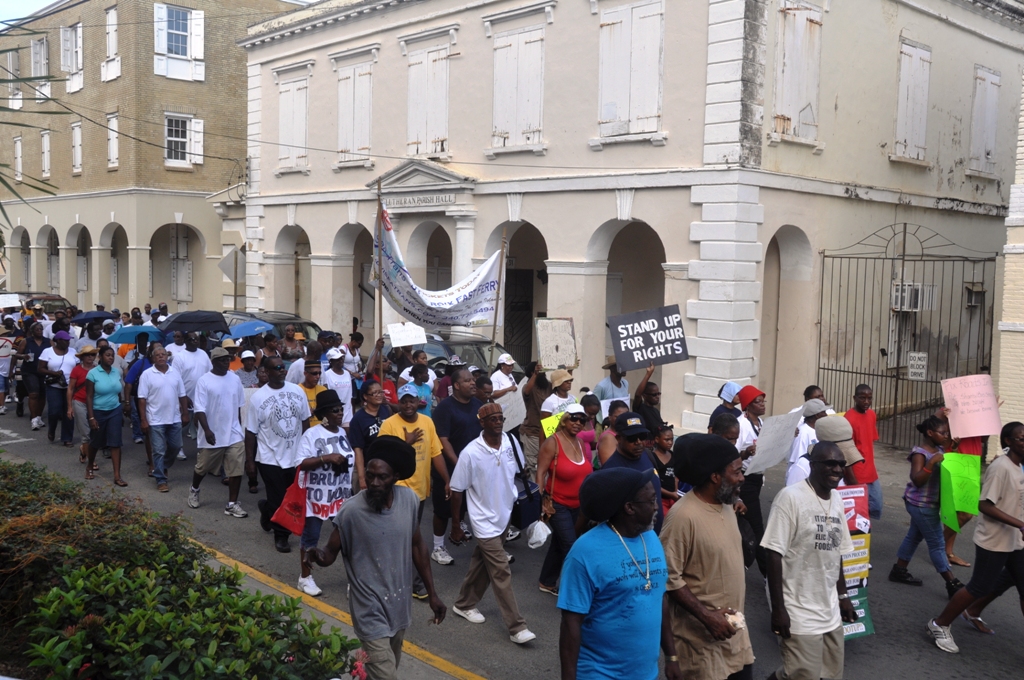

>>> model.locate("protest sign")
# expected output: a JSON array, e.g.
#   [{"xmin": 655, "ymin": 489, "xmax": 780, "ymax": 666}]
[
  {"xmin": 607, "ymin": 305, "xmax": 688, "ymax": 372},
  {"xmin": 496, "ymin": 378, "xmax": 527, "ymax": 432},
  {"xmin": 535, "ymin": 318, "xmax": 578, "ymax": 369},
  {"xmin": 541, "ymin": 414, "xmax": 561, "ymax": 438},
  {"xmin": 0, "ymin": 293, "xmax": 22, "ymax": 309},
  {"xmin": 600, "ymin": 399, "xmax": 617, "ymax": 421},
  {"xmin": 742, "ymin": 410, "xmax": 803, "ymax": 476},
  {"xmin": 939, "ymin": 452, "xmax": 981, "ymax": 532},
  {"xmin": 941, "ymin": 374, "xmax": 1002, "ymax": 439},
  {"xmin": 387, "ymin": 322, "xmax": 427, "ymax": 348},
  {"xmin": 838, "ymin": 485, "xmax": 870, "ymax": 534},
  {"xmin": 843, "ymin": 586, "xmax": 875, "ymax": 639}
]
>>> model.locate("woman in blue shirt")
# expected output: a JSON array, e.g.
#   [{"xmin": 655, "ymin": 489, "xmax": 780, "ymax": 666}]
[{"xmin": 85, "ymin": 346, "xmax": 127, "ymax": 486}]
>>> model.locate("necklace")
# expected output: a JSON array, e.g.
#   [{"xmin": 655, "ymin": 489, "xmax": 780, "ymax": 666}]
[
  {"xmin": 557, "ymin": 431, "xmax": 583, "ymax": 462},
  {"xmin": 805, "ymin": 479, "xmax": 832, "ymax": 515},
  {"xmin": 610, "ymin": 523, "xmax": 651, "ymax": 591}
]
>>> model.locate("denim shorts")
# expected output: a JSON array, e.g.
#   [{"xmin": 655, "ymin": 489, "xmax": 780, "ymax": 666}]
[
  {"xmin": 300, "ymin": 516, "xmax": 324, "ymax": 551},
  {"xmin": 90, "ymin": 408, "xmax": 123, "ymax": 450}
]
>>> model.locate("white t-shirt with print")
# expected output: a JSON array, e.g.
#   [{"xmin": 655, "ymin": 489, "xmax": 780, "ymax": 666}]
[
  {"xmin": 540, "ymin": 392, "xmax": 576, "ymax": 416},
  {"xmin": 297, "ymin": 424, "xmax": 356, "ymax": 518},
  {"xmin": 137, "ymin": 365, "xmax": 186, "ymax": 426},
  {"xmin": 449, "ymin": 432, "xmax": 522, "ymax": 540},
  {"xmin": 320, "ymin": 368, "xmax": 354, "ymax": 427},
  {"xmin": 245, "ymin": 382, "xmax": 311, "ymax": 468},
  {"xmin": 193, "ymin": 371, "xmax": 245, "ymax": 449},
  {"xmin": 760, "ymin": 481, "xmax": 854, "ymax": 635},
  {"xmin": 490, "ymin": 369, "xmax": 516, "ymax": 393}
]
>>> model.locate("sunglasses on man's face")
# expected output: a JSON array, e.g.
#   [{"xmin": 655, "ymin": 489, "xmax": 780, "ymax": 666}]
[{"xmin": 626, "ymin": 434, "xmax": 646, "ymax": 443}]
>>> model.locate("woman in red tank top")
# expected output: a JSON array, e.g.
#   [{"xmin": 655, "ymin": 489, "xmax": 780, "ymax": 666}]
[{"xmin": 535, "ymin": 404, "xmax": 594, "ymax": 595}]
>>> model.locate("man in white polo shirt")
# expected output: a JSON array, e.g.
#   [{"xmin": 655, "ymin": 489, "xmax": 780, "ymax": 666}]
[
  {"xmin": 137, "ymin": 348, "xmax": 189, "ymax": 493},
  {"xmin": 489, "ymin": 353, "xmax": 518, "ymax": 401}
]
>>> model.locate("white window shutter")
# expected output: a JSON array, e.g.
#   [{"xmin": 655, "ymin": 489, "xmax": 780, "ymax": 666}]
[
  {"xmin": 190, "ymin": 118, "xmax": 204, "ymax": 164},
  {"xmin": 107, "ymin": 8, "xmax": 118, "ymax": 58},
  {"xmin": 190, "ymin": 10, "xmax": 204, "ymax": 61},
  {"xmin": 170, "ymin": 256, "xmax": 177, "ymax": 298},
  {"xmin": 41, "ymin": 36, "xmax": 48, "ymax": 76},
  {"xmin": 77, "ymin": 256, "xmax": 88, "ymax": 291},
  {"xmin": 353, "ymin": 65, "xmax": 372, "ymax": 158},
  {"xmin": 279, "ymin": 83, "xmax": 294, "ymax": 162},
  {"xmin": 177, "ymin": 228, "xmax": 189, "ymax": 260},
  {"xmin": 110, "ymin": 257, "xmax": 118, "ymax": 295},
  {"xmin": 598, "ymin": 5, "xmax": 631, "ymax": 137},
  {"xmin": 182, "ymin": 260, "xmax": 193, "ymax": 302},
  {"xmin": 406, "ymin": 54, "xmax": 427, "ymax": 154},
  {"xmin": 75, "ymin": 24, "xmax": 83, "ymax": 71},
  {"xmin": 910, "ymin": 46, "xmax": 930, "ymax": 160},
  {"xmin": 491, "ymin": 34, "xmax": 518, "ymax": 148},
  {"xmin": 294, "ymin": 81, "xmax": 308, "ymax": 163},
  {"xmin": 154, "ymin": 4, "xmax": 168, "ymax": 55},
  {"xmin": 191, "ymin": 61, "xmax": 205, "ymax": 81},
  {"xmin": 31, "ymin": 39, "xmax": 41, "ymax": 77},
  {"xmin": 970, "ymin": 68, "xmax": 1000, "ymax": 174},
  {"xmin": 894, "ymin": 44, "xmax": 915, "ymax": 157},
  {"xmin": 516, "ymin": 29, "xmax": 544, "ymax": 145},
  {"xmin": 337, "ymin": 65, "xmax": 356, "ymax": 157},
  {"xmin": 107, "ymin": 116, "xmax": 118, "ymax": 165},
  {"xmin": 101, "ymin": 60, "xmax": 108, "ymax": 82},
  {"xmin": 629, "ymin": 2, "xmax": 663, "ymax": 134},
  {"xmin": 776, "ymin": 3, "xmax": 805, "ymax": 137},
  {"xmin": 425, "ymin": 46, "xmax": 449, "ymax": 154},
  {"xmin": 982, "ymin": 71, "xmax": 999, "ymax": 173},
  {"xmin": 60, "ymin": 27, "xmax": 72, "ymax": 72},
  {"xmin": 792, "ymin": 4, "xmax": 821, "ymax": 139},
  {"xmin": 169, "ymin": 224, "xmax": 177, "ymax": 259}
]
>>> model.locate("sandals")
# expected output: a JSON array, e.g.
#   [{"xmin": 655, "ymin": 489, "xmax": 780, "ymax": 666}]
[
  {"xmin": 79, "ymin": 451, "xmax": 87, "ymax": 464},
  {"xmin": 947, "ymin": 553, "xmax": 971, "ymax": 567},
  {"xmin": 961, "ymin": 611, "xmax": 995, "ymax": 634},
  {"xmin": 113, "ymin": 478, "xmax": 128, "ymax": 487},
  {"xmin": 84, "ymin": 470, "xmax": 95, "ymax": 480}
]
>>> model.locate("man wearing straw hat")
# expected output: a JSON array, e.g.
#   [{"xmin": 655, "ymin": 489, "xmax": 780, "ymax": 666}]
[{"xmin": 592, "ymin": 356, "xmax": 630, "ymax": 402}]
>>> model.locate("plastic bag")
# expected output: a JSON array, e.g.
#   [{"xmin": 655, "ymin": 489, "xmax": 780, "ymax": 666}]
[{"xmin": 526, "ymin": 520, "xmax": 551, "ymax": 549}]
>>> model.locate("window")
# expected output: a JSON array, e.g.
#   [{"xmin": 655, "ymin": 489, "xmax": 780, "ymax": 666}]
[
  {"xmin": 277, "ymin": 79, "xmax": 309, "ymax": 172},
  {"xmin": 894, "ymin": 41, "xmax": 931, "ymax": 162},
  {"xmin": 6, "ymin": 48, "xmax": 22, "ymax": 109},
  {"xmin": 30, "ymin": 37, "xmax": 50, "ymax": 100},
  {"xmin": 40, "ymin": 130, "xmax": 50, "ymax": 178},
  {"xmin": 596, "ymin": 1, "xmax": 664, "ymax": 140},
  {"xmin": 13, "ymin": 137, "xmax": 22, "ymax": 181},
  {"xmin": 164, "ymin": 114, "xmax": 204, "ymax": 166},
  {"xmin": 772, "ymin": 0, "xmax": 822, "ymax": 140},
  {"xmin": 60, "ymin": 23, "xmax": 84, "ymax": 93},
  {"xmin": 487, "ymin": 27, "xmax": 545, "ymax": 157},
  {"xmin": 335, "ymin": 62, "xmax": 373, "ymax": 168},
  {"xmin": 154, "ymin": 4, "xmax": 205, "ymax": 81},
  {"xmin": 71, "ymin": 122, "xmax": 82, "ymax": 172},
  {"xmin": 101, "ymin": 7, "xmax": 121, "ymax": 82},
  {"xmin": 406, "ymin": 45, "xmax": 449, "ymax": 157},
  {"xmin": 107, "ymin": 114, "xmax": 118, "ymax": 167},
  {"xmin": 969, "ymin": 66, "xmax": 1000, "ymax": 176}
]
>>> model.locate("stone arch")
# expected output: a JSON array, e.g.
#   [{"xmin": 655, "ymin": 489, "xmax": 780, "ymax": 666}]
[
  {"xmin": 405, "ymin": 220, "xmax": 452, "ymax": 290},
  {"xmin": 332, "ymin": 222, "xmax": 372, "ymax": 256},
  {"xmin": 498, "ymin": 221, "xmax": 548, "ymax": 364},
  {"xmin": 772, "ymin": 224, "xmax": 814, "ymax": 282},
  {"xmin": 36, "ymin": 224, "xmax": 57, "ymax": 247},
  {"xmin": 99, "ymin": 221, "xmax": 126, "ymax": 249},
  {"xmin": 586, "ymin": 218, "xmax": 632, "ymax": 262}
]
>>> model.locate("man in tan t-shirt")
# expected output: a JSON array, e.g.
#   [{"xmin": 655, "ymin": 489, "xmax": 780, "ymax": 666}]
[{"xmin": 661, "ymin": 434, "xmax": 754, "ymax": 680}]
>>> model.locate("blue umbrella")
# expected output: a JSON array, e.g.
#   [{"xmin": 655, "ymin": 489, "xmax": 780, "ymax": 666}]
[
  {"xmin": 71, "ymin": 310, "xmax": 117, "ymax": 323},
  {"xmin": 106, "ymin": 326, "xmax": 167, "ymax": 344},
  {"xmin": 229, "ymin": 320, "xmax": 274, "ymax": 339}
]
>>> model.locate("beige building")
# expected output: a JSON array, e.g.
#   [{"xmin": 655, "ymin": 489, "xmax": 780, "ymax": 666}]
[
  {"xmin": 235, "ymin": 0, "xmax": 1020, "ymax": 434},
  {"xmin": 0, "ymin": 0, "xmax": 298, "ymax": 313}
]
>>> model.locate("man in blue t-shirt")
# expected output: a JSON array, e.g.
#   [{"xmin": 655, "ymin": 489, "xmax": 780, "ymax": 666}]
[
  {"xmin": 429, "ymin": 367, "xmax": 483, "ymax": 565},
  {"xmin": 601, "ymin": 412, "xmax": 664, "ymax": 534},
  {"xmin": 558, "ymin": 467, "xmax": 677, "ymax": 680}
]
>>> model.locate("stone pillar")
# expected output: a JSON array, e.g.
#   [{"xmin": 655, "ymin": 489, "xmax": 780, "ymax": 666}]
[
  {"xmin": 245, "ymin": 204, "xmax": 266, "ymax": 312},
  {"xmin": 30, "ymin": 246, "xmax": 48, "ymax": 293},
  {"xmin": 452, "ymin": 214, "xmax": 476, "ymax": 284},
  {"xmin": 545, "ymin": 260, "xmax": 608, "ymax": 392},
  {"xmin": 681, "ymin": 184, "xmax": 763, "ymax": 431},
  {"xmin": 90, "ymin": 247, "xmax": 111, "ymax": 309},
  {"xmin": 126, "ymin": 246, "xmax": 151, "ymax": 308},
  {"xmin": 58, "ymin": 246, "xmax": 77, "ymax": 302},
  {"xmin": 661, "ymin": 262, "xmax": 692, "ymax": 430},
  {"xmin": 6, "ymin": 245, "xmax": 25, "ymax": 292},
  {"xmin": 310, "ymin": 254, "xmax": 353, "ymax": 333},
  {"xmin": 381, "ymin": 215, "xmax": 403, "ymax": 329}
]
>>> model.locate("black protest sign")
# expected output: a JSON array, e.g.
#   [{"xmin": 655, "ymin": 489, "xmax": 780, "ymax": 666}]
[{"xmin": 608, "ymin": 304, "xmax": 688, "ymax": 372}]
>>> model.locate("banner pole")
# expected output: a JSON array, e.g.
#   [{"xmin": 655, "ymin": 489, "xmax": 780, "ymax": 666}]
[
  {"xmin": 488, "ymin": 225, "xmax": 508, "ymax": 371},
  {"xmin": 376, "ymin": 180, "xmax": 384, "ymax": 387}
]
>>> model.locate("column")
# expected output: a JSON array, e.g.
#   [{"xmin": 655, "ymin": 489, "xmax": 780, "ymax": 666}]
[
  {"xmin": 309, "ymin": 254, "xmax": 353, "ymax": 333},
  {"xmin": 90, "ymin": 246, "xmax": 112, "ymax": 310},
  {"xmin": 30, "ymin": 245, "xmax": 48, "ymax": 293},
  {"xmin": 544, "ymin": 260, "xmax": 608, "ymax": 394},
  {"xmin": 245, "ymin": 204, "xmax": 266, "ymax": 312},
  {"xmin": 381, "ymin": 215, "xmax": 403, "ymax": 329},
  {"xmin": 681, "ymin": 184, "xmax": 763, "ymax": 431},
  {"xmin": 58, "ymin": 245, "xmax": 77, "ymax": 303},
  {"xmin": 126, "ymin": 246, "xmax": 151, "ymax": 308},
  {"xmin": 452, "ymin": 213, "xmax": 476, "ymax": 283},
  {"xmin": 661, "ymin": 263, "xmax": 693, "ymax": 431},
  {"xmin": 5, "ymin": 245, "xmax": 24, "ymax": 293}
]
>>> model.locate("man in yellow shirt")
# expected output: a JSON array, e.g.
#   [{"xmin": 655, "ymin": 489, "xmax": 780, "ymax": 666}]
[
  {"xmin": 299, "ymin": 360, "xmax": 327, "ymax": 428},
  {"xmin": 381, "ymin": 384, "xmax": 450, "ymax": 599}
]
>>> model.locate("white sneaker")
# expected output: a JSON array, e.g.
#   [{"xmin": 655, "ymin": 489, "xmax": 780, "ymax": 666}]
[
  {"xmin": 505, "ymin": 551, "xmax": 515, "ymax": 564},
  {"xmin": 298, "ymin": 575, "xmax": 322, "ymax": 597},
  {"xmin": 928, "ymin": 619, "xmax": 959, "ymax": 653},
  {"xmin": 509, "ymin": 629, "xmax": 536, "ymax": 644},
  {"xmin": 176, "ymin": 451, "xmax": 186, "ymax": 460},
  {"xmin": 460, "ymin": 521, "xmax": 474, "ymax": 539},
  {"xmin": 452, "ymin": 606, "xmax": 485, "ymax": 624},
  {"xmin": 31, "ymin": 416, "xmax": 42, "ymax": 430},
  {"xmin": 187, "ymin": 487, "xmax": 200, "ymax": 509},
  {"xmin": 0, "ymin": 406, "xmax": 7, "ymax": 415},
  {"xmin": 431, "ymin": 546, "xmax": 454, "ymax": 565},
  {"xmin": 224, "ymin": 502, "xmax": 248, "ymax": 518},
  {"xmin": 506, "ymin": 526, "xmax": 521, "ymax": 542}
]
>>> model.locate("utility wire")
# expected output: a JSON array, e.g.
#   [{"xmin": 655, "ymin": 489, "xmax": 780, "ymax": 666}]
[{"xmin": 1, "ymin": 4, "xmax": 291, "ymax": 30}]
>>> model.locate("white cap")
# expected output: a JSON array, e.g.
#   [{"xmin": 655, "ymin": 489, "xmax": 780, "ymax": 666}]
[
  {"xmin": 565, "ymin": 404, "xmax": 586, "ymax": 415},
  {"xmin": 497, "ymin": 353, "xmax": 515, "ymax": 365},
  {"xmin": 326, "ymin": 347, "xmax": 344, "ymax": 361},
  {"xmin": 240, "ymin": 350, "xmax": 256, "ymax": 360}
]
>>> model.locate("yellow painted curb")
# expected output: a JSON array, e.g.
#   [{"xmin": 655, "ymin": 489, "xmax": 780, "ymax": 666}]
[{"xmin": 200, "ymin": 542, "xmax": 486, "ymax": 680}]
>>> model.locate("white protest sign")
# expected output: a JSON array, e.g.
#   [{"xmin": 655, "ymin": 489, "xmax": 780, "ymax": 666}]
[
  {"xmin": 941, "ymin": 374, "xmax": 1002, "ymax": 439},
  {"xmin": 0, "ymin": 294, "xmax": 22, "ymax": 309},
  {"xmin": 497, "ymin": 377, "xmax": 528, "ymax": 432},
  {"xmin": 743, "ymin": 410, "xmax": 803, "ymax": 476},
  {"xmin": 535, "ymin": 318, "xmax": 578, "ymax": 369},
  {"xmin": 908, "ymin": 352, "xmax": 927, "ymax": 381},
  {"xmin": 387, "ymin": 322, "xmax": 428, "ymax": 348}
]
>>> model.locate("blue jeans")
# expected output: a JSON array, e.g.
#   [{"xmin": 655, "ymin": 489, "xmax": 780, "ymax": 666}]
[
  {"xmin": 539, "ymin": 502, "xmax": 580, "ymax": 588},
  {"xmin": 149, "ymin": 423, "xmax": 183, "ymax": 485},
  {"xmin": 866, "ymin": 479, "xmax": 883, "ymax": 520},
  {"xmin": 46, "ymin": 385, "xmax": 73, "ymax": 443},
  {"xmin": 130, "ymin": 399, "xmax": 143, "ymax": 441},
  {"xmin": 300, "ymin": 516, "xmax": 324, "ymax": 551},
  {"xmin": 897, "ymin": 500, "xmax": 950, "ymax": 574}
]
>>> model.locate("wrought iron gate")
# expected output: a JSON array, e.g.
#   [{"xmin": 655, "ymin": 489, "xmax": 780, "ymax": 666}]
[{"xmin": 817, "ymin": 224, "xmax": 997, "ymax": 449}]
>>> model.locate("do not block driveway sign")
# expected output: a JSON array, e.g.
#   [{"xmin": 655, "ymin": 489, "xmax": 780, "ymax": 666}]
[{"xmin": 607, "ymin": 304, "xmax": 689, "ymax": 372}]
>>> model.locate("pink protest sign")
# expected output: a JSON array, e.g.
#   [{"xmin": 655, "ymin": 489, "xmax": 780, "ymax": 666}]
[{"xmin": 940, "ymin": 375, "xmax": 1002, "ymax": 439}]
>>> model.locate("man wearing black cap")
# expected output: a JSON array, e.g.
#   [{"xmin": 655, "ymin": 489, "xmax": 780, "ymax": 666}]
[
  {"xmin": 306, "ymin": 435, "xmax": 446, "ymax": 680},
  {"xmin": 661, "ymin": 435, "xmax": 754, "ymax": 680},
  {"xmin": 762, "ymin": 442, "xmax": 857, "ymax": 680},
  {"xmin": 557, "ymin": 467, "xmax": 677, "ymax": 680},
  {"xmin": 601, "ymin": 412, "xmax": 664, "ymax": 534}
]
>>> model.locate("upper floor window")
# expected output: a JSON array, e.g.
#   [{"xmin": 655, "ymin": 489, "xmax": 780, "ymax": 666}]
[
  {"xmin": 893, "ymin": 41, "xmax": 931, "ymax": 163},
  {"xmin": 60, "ymin": 23, "xmax": 84, "ymax": 93},
  {"xmin": 5, "ymin": 48, "xmax": 22, "ymax": 109},
  {"xmin": 407, "ymin": 45, "xmax": 449, "ymax": 158},
  {"xmin": 164, "ymin": 114, "xmax": 204, "ymax": 167},
  {"xmin": 40, "ymin": 130, "xmax": 51, "ymax": 178},
  {"xmin": 30, "ymin": 37, "xmax": 50, "ymax": 100},
  {"xmin": 101, "ymin": 6, "xmax": 121, "ymax": 82},
  {"xmin": 772, "ymin": 0, "xmax": 822, "ymax": 141},
  {"xmin": 335, "ymin": 61, "xmax": 373, "ymax": 169},
  {"xmin": 969, "ymin": 66, "xmax": 1000, "ymax": 177},
  {"xmin": 107, "ymin": 114, "xmax": 119, "ymax": 168},
  {"xmin": 277, "ymin": 78, "xmax": 310, "ymax": 173},
  {"xmin": 154, "ymin": 4, "xmax": 205, "ymax": 81},
  {"xmin": 71, "ymin": 121, "xmax": 82, "ymax": 173},
  {"xmin": 487, "ymin": 27, "xmax": 546, "ymax": 158},
  {"xmin": 13, "ymin": 137, "xmax": 22, "ymax": 182},
  {"xmin": 596, "ymin": 0, "xmax": 664, "ymax": 141}
]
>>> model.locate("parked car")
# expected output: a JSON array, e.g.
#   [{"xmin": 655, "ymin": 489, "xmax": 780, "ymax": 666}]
[
  {"xmin": 382, "ymin": 330, "xmax": 524, "ymax": 380},
  {"xmin": 11, "ymin": 292, "xmax": 73, "ymax": 316},
  {"xmin": 222, "ymin": 310, "xmax": 323, "ymax": 341}
]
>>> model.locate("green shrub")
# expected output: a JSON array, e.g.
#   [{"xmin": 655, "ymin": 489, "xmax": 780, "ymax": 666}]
[
  {"xmin": 25, "ymin": 561, "xmax": 360, "ymax": 679},
  {"xmin": 0, "ymin": 459, "xmax": 81, "ymax": 518}
]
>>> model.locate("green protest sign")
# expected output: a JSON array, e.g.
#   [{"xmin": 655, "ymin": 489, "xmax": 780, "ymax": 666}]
[
  {"xmin": 843, "ymin": 586, "xmax": 875, "ymax": 640},
  {"xmin": 939, "ymin": 453, "xmax": 981, "ymax": 533}
]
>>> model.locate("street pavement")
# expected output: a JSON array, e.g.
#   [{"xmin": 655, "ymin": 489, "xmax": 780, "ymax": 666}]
[{"xmin": 2, "ymin": 411, "xmax": 1023, "ymax": 679}]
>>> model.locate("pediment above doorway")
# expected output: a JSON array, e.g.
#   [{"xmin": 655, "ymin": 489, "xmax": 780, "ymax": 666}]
[{"xmin": 367, "ymin": 159, "xmax": 476, "ymax": 213}]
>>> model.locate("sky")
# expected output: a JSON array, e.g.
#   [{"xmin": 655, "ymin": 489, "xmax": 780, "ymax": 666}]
[{"xmin": 0, "ymin": 0, "xmax": 57, "ymax": 25}]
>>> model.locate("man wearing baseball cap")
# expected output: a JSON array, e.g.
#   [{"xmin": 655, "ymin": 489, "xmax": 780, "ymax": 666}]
[
  {"xmin": 601, "ymin": 412, "xmax": 664, "ymax": 534},
  {"xmin": 786, "ymin": 416, "xmax": 864, "ymax": 488},
  {"xmin": 489, "ymin": 353, "xmax": 519, "ymax": 400},
  {"xmin": 321, "ymin": 347, "xmax": 354, "ymax": 429}
]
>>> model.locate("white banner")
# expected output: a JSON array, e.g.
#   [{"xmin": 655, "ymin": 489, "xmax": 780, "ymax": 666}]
[{"xmin": 371, "ymin": 204, "xmax": 503, "ymax": 328}]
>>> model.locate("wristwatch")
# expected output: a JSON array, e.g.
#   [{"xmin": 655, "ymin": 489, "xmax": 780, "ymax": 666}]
[{"xmin": 837, "ymin": 593, "xmax": 850, "ymax": 600}]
